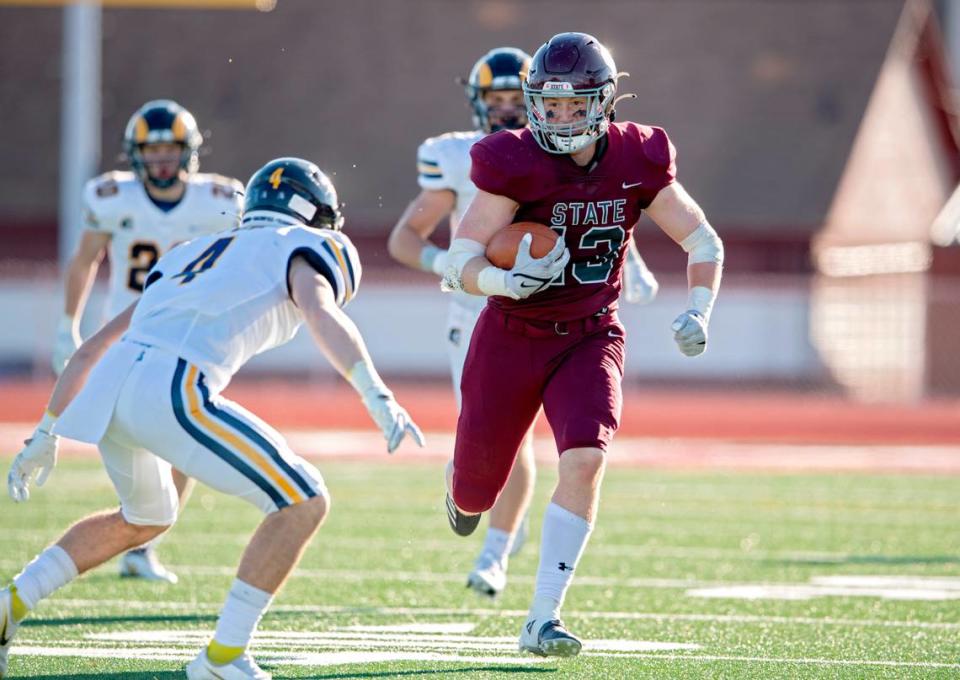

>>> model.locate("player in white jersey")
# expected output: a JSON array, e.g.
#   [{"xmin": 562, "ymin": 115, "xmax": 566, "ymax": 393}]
[
  {"xmin": 2, "ymin": 158, "xmax": 424, "ymax": 680},
  {"xmin": 52, "ymin": 100, "xmax": 243, "ymax": 583},
  {"xmin": 388, "ymin": 47, "xmax": 661, "ymax": 600}
]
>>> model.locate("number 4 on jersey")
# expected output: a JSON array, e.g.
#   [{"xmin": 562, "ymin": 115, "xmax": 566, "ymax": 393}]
[{"xmin": 172, "ymin": 236, "xmax": 235, "ymax": 285}]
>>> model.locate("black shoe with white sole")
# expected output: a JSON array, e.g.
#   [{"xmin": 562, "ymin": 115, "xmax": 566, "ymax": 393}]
[{"xmin": 519, "ymin": 618, "xmax": 582, "ymax": 658}]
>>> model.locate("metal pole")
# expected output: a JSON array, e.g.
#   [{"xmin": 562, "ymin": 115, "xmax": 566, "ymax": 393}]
[
  {"xmin": 59, "ymin": 0, "xmax": 101, "ymax": 268},
  {"xmin": 945, "ymin": 0, "xmax": 960, "ymax": 87}
]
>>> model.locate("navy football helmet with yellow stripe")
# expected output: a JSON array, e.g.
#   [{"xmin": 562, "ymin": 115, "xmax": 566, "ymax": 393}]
[
  {"xmin": 243, "ymin": 157, "xmax": 345, "ymax": 231},
  {"xmin": 123, "ymin": 99, "xmax": 202, "ymax": 188},
  {"xmin": 461, "ymin": 47, "xmax": 532, "ymax": 133}
]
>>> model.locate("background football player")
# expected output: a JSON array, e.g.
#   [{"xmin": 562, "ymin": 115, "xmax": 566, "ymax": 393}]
[
  {"xmin": 52, "ymin": 99, "xmax": 243, "ymax": 584},
  {"xmin": 441, "ymin": 33, "xmax": 724, "ymax": 657},
  {"xmin": 388, "ymin": 47, "xmax": 660, "ymax": 599},
  {"xmin": 388, "ymin": 47, "xmax": 537, "ymax": 599}
]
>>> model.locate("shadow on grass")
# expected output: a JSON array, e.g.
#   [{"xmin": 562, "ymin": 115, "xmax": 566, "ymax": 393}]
[{"xmin": 22, "ymin": 612, "xmax": 217, "ymax": 627}]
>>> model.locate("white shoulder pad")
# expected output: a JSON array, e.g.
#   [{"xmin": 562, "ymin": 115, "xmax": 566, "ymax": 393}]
[
  {"xmin": 82, "ymin": 171, "xmax": 138, "ymax": 233},
  {"xmin": 416, "ymin": 130, "xmax": 480, "ymax": 192},
  {"xmin": 189, "ymin": 173, "xmax": 244, "ymax": 230}
]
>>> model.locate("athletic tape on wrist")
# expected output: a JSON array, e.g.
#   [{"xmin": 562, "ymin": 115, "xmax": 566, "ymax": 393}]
[{"xmin": 687, "ymin": 286, "xmax": 716, "ymax": 322}]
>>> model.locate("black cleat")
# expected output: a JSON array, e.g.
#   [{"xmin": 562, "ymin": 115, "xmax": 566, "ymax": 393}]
[
  {"xmin": 519, "ymin": 618, "xmax": 582, "ymax": 658},
  {"xmin": 446, "ymin": 493, "xmax": 481, "ymax": 537}
]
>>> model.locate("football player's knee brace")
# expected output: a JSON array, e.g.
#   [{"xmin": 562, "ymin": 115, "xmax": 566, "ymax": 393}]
[{"xmin": 441, "ymin": 238, "xmax": 485, "ymax": 293}]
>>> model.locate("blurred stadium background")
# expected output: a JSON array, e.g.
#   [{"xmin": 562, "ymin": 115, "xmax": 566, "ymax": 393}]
[
  {"xmin": 0, "ymin": 2, "xmax": 959, "ymax": 676},
  {"xmin": 2, "ymin": 0, "xmax": 960, "ymax": 413}
]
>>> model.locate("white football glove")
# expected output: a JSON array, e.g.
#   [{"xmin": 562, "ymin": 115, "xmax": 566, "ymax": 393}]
[
  {"xmin": 671, "ymin": 310, "xmax": 708, "ymax": 357},
  {"xmin": 52, "ymin": 316, "xmax": 81, "ymax": 376},
  {"xmin": 8, "ymin": 424, "xmax": 59, "ymax": 502},
  {"xmin": 623, "ymin": 251, "xmax": 659, "ymax": 305},
  {"xmin": 504, "ymin": 233, "xmax": 570, "ymax": 300},
  {"xmin": 360, "ymin": 389, "xmax": 426, "ymax": 454}
]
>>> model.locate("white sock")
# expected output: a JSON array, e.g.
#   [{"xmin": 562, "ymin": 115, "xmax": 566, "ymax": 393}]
[
  {"xmin": 479, "ymin": 527, "xmax": 514, "ymax": 568},
  {"xmin": 12, "ymin": 545, "xmax": 79, "ymax": 610},
  {"xmin": 212, "ymin": 578, "xmax": 274, "ymax": 649},
  {"xmin": 529, "ymin": 502, "xmax": 592, "ymax": 621}
]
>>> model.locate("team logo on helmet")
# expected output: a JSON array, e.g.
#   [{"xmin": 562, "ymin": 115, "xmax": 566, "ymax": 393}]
[
  {"xmin": 123, "ymin": 99, "xmax": 202, "ymax": 188},
  {"xmin": 243, "ymin": 157, "xmax": 344, "ymax": 231},
  {"xmin": 460, "ymin": 47, "xmax": 533, "ymax": 133}
]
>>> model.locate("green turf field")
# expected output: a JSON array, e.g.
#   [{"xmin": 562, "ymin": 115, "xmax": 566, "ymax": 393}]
[{"xmin": 1, "ymin": 456, "xmax": 958, "ymax": 678}]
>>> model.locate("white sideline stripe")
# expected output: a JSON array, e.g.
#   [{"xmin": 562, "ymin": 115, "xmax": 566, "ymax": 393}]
[
  {"xmin": 811, "ymin": 575, "xmax": 960, "ymax": 589},
  {"xmin": 83, "ymin": 564, "xmax": 960, "ymax": 599},
  {"xmin": 688, "ymin": 575, "xmax": 960, "ymax": 602},
  {"xmin": 0, "ymin": 560, "xmax": 709, "ymax": 588},
  {"xmin": 12, "ymin": 646, "xmax": 548, "ymax": 666},
  {"xmin": 87, "ymin": 629, "xmax": 700, "ymax": 653},
  {"xmin": 0, "ymin": 530, "xmax": 865, "ymax": 563},
  {"xmin": 688, "ymin": 585, "xmax": 960, "ymax": 602},
  {"xmin": 579, "ymin": 652, "xmax": 960, "ymax": 669},
  {"xmin": 5, "ymin": 528, "xmax": 942, "ymax": 567},
  {"xmin": 13, "ymin": 645, "xmax": 960, "ymax": 670},
  {"xmin": 343, "ymin": 623, "xmax": 477, "ymax": 633},
  {"xmin": 48, "ymin": 598, "xmax": 960, "ymax": 630}
]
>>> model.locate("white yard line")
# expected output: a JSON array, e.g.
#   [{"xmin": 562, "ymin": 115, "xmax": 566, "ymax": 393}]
[
  {"xmin": 578, "ymin": 652, "xmax": 960, "ymax": 669},
  {"xmin": 0, "ymin": 530, "xmax": 862, "ymax": 563},
  {"xmin": 47, "ymin": 598, "xmax": 960, "ymax": 630},
  {"xmin": 11, "ymin": 645, "xmax": 959, "ymax": 670}
]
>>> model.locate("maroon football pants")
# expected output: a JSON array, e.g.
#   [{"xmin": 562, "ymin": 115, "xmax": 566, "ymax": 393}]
[{"xmin": 452, "ymin": 305, "xmax": 625, "ymax": 514}]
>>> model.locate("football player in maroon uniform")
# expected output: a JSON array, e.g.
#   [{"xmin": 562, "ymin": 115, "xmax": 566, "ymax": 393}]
[{"xmin": 441, "ymin": 32, "xmax": 724, "ymax": 657}]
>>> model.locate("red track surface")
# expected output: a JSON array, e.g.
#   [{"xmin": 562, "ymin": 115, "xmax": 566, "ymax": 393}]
[{"xmin": 2, "ymin": 378, "xmax": 959, "ymax": 446}]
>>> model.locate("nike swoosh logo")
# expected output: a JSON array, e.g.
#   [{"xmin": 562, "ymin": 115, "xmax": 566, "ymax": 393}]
[
  {"xmin": 519, "ymin": 282, "xmax": 542, "ymax": 289},
  {"xmin": 608, "ymin": 330, "xmax": 623, "ymax": 339},
  {"xmin": 622, "ymin": 181, "xmax": 643, "ymax": 189}
]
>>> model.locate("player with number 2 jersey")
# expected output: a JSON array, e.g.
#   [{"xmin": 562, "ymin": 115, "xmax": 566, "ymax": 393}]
[{"xmin": 54, "ymin": 99, "xmax": 242, "ymax": 374}]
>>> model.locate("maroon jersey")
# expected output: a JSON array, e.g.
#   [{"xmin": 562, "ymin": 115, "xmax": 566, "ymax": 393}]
[{"xmin": 470, "ymin": 122, "xmax": 676, "ymax": 321}]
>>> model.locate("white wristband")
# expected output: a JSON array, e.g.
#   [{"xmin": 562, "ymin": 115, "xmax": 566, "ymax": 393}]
[
  {"xmin": 38, "ymin": 410, "xmax": 57, "ymax": 435},
  {"xmin": 687, "ymin": 286, "xmax": 716, "ymax": 322},
  {"xmin": 441, "ymin": 238, "xmax": 486, "ymax": 293},
  {"xmin": 419, "ymin": 244, "xmax": 447, "ymax": 275},
  {"xmin": 347, "ymin": 360, "xmax": 391, "ymax": 397},
  {"xmin": 476, "ymin": 266, "xmax": 511, "ymax": 297}
]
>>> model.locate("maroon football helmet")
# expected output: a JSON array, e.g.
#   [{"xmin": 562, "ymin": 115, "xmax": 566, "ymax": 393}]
[{"xmin": 523, "ymin": 32, "xmax": 623, "ymax": 154}]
